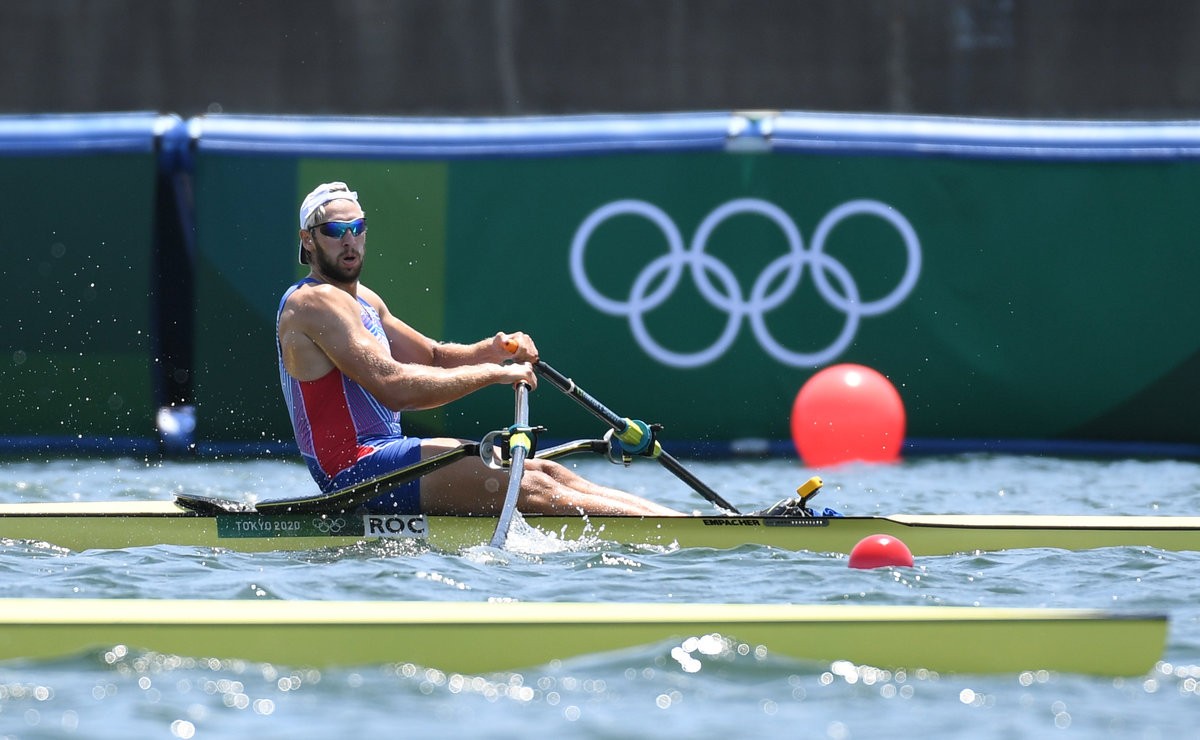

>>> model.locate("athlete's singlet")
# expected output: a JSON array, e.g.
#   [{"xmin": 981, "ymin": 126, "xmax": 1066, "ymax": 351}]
[{"xmin": 277, "ymin": 278, "xmax": 422, "ymax": 511}]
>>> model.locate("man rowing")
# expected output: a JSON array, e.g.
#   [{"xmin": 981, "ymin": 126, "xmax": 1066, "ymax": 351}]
[{"xmin": 277, "ymin": 182, "xmax": 682, "ymax": 517}]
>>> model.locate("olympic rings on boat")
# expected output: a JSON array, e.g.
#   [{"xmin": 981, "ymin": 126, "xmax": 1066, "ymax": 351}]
[{"xmin": 312, "ymin": 517, "xmax": 347, "ymax": 534}]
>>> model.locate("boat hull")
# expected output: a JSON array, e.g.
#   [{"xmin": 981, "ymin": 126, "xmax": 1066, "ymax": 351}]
[
  {"xmin": 0, "ymin": 599, "xmax": 1166, "ymax": 676},
  {"xmin": 2, "ymin": 501, "xmax": 1199, "ymax": 554}
]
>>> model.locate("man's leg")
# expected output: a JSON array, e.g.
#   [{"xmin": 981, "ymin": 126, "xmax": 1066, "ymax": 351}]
[
  {"xmin": 416, "ymin": 438, "xmax": 682, "ymax": 516},
  {"xmin": 523, "ymin": 458, "xmax": 682, "ymax": 516},
  {"xmin": 337, "ymin": 437, "xmax": 424, "ymax": 513}
]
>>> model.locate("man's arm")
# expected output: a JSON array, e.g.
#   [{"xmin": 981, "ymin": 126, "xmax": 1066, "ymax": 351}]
[
  {"xmin": 281, "ymin": 284, "xmax": 535, "ymax": 412},
  {"xmin": 360, "ymin": 285, "xmax": 539, "ymax": 368}
]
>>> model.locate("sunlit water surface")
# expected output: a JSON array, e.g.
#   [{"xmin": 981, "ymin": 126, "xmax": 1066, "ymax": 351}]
[{"xmin": 2, "ymin": 454, "xmax": 1199, "ymax": 739}]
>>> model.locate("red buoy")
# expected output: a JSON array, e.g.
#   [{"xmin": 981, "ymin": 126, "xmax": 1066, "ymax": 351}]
[
  {"xmin": 790, "ymin": 364, "xmax": 905, "ymax": 467},
  {"xmin": 848, "ymin": 534, "xmax": 914, "ymax": 569}
]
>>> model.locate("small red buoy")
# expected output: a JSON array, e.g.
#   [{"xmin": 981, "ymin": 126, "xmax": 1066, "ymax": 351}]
[{"xmin": 848, "ymin": 534, "xmax": 914, "ymax": 569}]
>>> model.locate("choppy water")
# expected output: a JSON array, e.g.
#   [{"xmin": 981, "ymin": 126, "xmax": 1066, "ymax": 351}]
[{"xmin": 2, "ymin": 453, "xmax": 1199, "ymax": 739}]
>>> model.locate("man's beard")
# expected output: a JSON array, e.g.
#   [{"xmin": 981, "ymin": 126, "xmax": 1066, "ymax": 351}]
[{"xmin": 314, "ymin": 246, "xmax": 363, "ymax": 284}]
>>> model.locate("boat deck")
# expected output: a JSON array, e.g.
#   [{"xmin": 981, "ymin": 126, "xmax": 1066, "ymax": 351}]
[{"xmin": 2, "ymin": 501, "xmax": 1199, "ymax": 554}]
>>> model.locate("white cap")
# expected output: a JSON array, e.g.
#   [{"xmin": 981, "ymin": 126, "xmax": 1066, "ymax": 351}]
[{"xmin": 297, "ymin": 182, "xmax": 359, "ymax": 263}]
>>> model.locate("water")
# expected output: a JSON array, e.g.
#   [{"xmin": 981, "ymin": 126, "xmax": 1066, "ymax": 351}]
[{"xmin": 2, "ymin": 454, "xmax": 1200, "ymax": 739}]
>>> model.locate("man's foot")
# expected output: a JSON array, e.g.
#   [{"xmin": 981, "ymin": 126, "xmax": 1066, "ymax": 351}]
[
  {"xmin": 749, "ymin": 477, "xmax": 827, "ymax": 517},
  {"xmin": 750, "ymin": 496, "xmax": 814, "ymax": 517}
]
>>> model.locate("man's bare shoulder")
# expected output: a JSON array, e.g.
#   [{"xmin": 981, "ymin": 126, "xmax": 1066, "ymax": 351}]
[
  {"xmin": 279, "ymin": 283, "xmax": 364, "ymax": 344},
  {"xmin": 355, "ymin": 284, "xmax": 396, "ymax": 319},
  {"xmin": 356, "ymin": 283, "xmax": 385, "ymax": 308},
  {"xmin": 283, "ymin": 281, "xmax": 354, "ymax": 314}
]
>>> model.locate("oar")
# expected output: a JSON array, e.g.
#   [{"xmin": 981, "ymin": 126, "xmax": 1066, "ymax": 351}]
[
  {"xmin": 528, "ymin": 358, "xmax": 739, "ymax": 514},
  {"xmin": 175, "ymin": 443, "xmax": 478, "ymax": 515},
  {"xmin": 489, "ymin": 382, "xmax": 532, "ymax": 548}
]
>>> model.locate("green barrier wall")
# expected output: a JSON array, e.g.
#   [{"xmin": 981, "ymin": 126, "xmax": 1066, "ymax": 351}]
[
  {"xmin": 190, "ymin": 121, "xmax": 1200, "ymax": 449},
  {"xmin": 10, "ymin": 113, "xmax": 1195, "ymax": 456},
  {"xmin": 1, "ymin": 152, "xmax": 158, "ymax": 442},
  {"xmin": 445, "ymin": 154, "xmax": 1200, "ymax": 445}
]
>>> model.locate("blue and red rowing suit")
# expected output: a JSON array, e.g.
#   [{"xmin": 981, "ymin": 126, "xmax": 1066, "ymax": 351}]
[{"xmin": 277, "ymin": 277, "xmax": 422, "ymax": 512}]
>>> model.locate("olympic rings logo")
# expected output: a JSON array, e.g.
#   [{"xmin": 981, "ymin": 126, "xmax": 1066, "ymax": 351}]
[
  {"xmin": 569, "ymin": 198, "xmax": 922, "ymax": 368},
  {"xmin": 312, "ymin": 517, "xmax": 347, "ymax": 534}
]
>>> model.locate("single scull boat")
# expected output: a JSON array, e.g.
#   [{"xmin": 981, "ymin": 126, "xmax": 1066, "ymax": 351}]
[{"xmin": 5, "ymin": 362, "xmax": 1195, "ymax": 556}]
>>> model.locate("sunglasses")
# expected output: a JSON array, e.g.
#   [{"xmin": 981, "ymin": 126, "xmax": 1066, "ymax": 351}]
[{"xmin": 312, "ymin": 217, "xmax": 367, "ymax": 239}]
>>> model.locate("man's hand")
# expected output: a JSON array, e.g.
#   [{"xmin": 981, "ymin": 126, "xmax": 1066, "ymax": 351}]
[
  {"xmin": 501, "ymin": 361, "xmax": 537, "ymax": 390},
  {"xmin": 497, "ymin": 332, "xmax": 539, "ymax": 363}
]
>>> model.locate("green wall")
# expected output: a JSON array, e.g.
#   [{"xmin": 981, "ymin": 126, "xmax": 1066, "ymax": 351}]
[
  {"xmin": 190, "ymin": 148, "xmax": 1200, "ymax": 447},
  {"xmin": 8, "ymin": 112, "xmax": 1198, "ymax": 454},
  {"xmin": 1, "ymin": 154, "xmax": 157, "ymax": 440}
]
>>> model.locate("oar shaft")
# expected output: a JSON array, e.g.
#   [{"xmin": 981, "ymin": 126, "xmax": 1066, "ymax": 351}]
[
  {"xmin": 532, "ymin": 360, "xmax": 739, "ymax": 513},
  {"xmin": 490, "ymin": 383, "xmax": 531, "ymax": 548},
  {"xmin": 656, "ymin": 451, "xmax": 736, "ymax": 512},
  {"xmin": 532, "ymin": 361, "xmax": 625, "ymax": 431},
  {"xmin": 246, "ymin": 443, "xmax": 475, "ymax": 515}
]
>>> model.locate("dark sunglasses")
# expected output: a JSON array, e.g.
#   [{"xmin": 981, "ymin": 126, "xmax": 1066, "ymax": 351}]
[{"xmin": 312, "ymin": 217, "xmax": 367, "ymax": 239}]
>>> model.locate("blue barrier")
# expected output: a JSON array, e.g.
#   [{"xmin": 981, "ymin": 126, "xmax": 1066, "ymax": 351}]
[
  {"xmin": 188, "ymin": 112, "xmax": 739, "ymax": 158},
  {"xmin": 0, "ymin": 112, "xmax": 180, "ymax": 155},
  {"xmin": 770, "ymin": 111, "xmax": 1200, "ymax": 160}
]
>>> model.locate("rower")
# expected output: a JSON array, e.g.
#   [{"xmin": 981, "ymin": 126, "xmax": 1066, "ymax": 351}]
[{"xmin": 277, "ymin": 181, "xmax": 681, "ymax": 518}]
